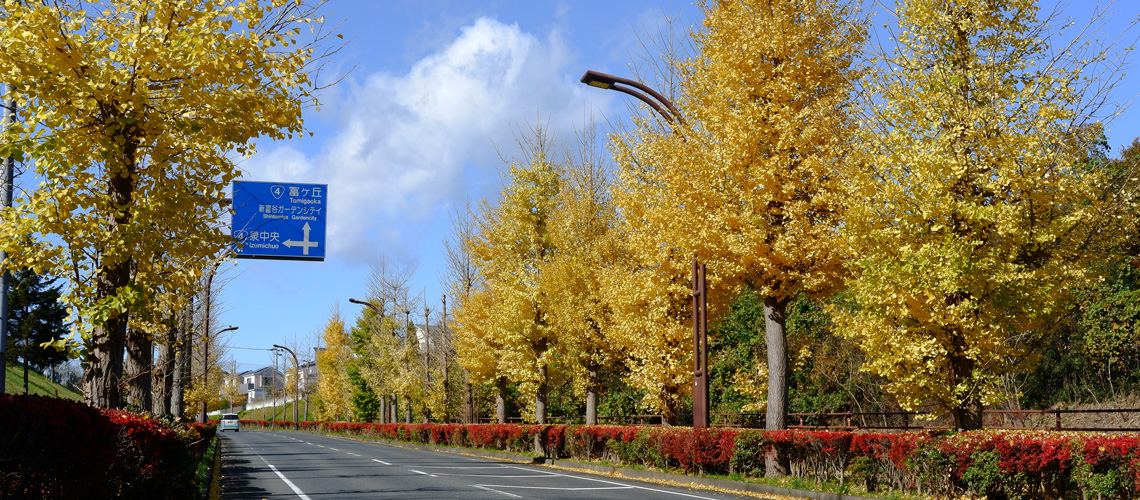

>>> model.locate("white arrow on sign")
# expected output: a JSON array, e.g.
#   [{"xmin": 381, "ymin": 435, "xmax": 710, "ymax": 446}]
[{"xmin": 282, "ymin": 222, "xmax": 319, "ymax": 256}]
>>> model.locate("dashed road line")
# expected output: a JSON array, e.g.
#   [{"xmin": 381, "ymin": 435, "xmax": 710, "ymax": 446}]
[
  {"xmin": 372, "ymin": 459, "xmax": 392, "ymax": 465},
  {"xmin": 472, "ymin": 484, "xmax": 522, "ymax": 498},
  {"xmin": 255, "ymin": 455, "xmax": 312, "ymax": 500},
  {"xmin": 505, "ymin": 466, "xmax": 725, "ymax": 499}
]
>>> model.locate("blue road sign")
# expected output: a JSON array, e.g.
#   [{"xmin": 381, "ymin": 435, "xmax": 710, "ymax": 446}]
[{"xmin": 231, "ymin": 181, "xmax": 327, "ymax": 261}]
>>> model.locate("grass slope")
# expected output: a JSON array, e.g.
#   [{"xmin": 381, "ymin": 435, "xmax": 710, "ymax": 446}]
[
  {"xmin": 4, "ymin": 364, "xmax": 82, "ymax": 401},
  {"xmin": 238, "ymin": 400, "xmax": 316, "ymax": 422}
]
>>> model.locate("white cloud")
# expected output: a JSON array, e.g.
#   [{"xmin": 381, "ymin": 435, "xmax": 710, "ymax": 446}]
[{"xmin": 242, "ymin": 17, "xmax": 603, "ymax": 264}]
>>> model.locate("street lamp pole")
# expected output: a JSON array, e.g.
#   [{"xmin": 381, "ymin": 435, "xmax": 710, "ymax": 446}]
[
  {"xmin": 580, "ymin": 69, "xmax": 709, "ymax": 429},
  {"xmin": 200, "ymin": 324, "xmax": 238, "ymax": 423},
  {"xmin": 348, "ymin": 297, "xmax": 393, "ymax": 423},
  {"xmin": 273, "ymin": 344, "xmax": 300, "ymax": 425}
]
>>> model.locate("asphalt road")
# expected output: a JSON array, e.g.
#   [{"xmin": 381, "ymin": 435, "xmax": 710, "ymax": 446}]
[{"xmin": 218, "ymin": 430, "xmax": 763, "ymax": 499}]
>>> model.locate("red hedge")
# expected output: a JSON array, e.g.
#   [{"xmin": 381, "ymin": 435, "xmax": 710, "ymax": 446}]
[
  {"xmin": 246, "ymin": 418, "xmax": 1140, "ymax": 499},
  {"xmin": 0, "ymin": 395, "xmax": 215, "ymax": 500}
]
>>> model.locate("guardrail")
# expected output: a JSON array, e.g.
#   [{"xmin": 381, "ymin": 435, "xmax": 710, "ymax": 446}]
[{"xmin": 472, "ymin": 408, "xmax": 1140, "ymax": 432}]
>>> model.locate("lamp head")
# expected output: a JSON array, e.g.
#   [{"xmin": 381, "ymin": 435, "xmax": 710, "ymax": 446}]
[{"xmin": 581, "ymin": 70, "xmax": 617, "ymax": 89}]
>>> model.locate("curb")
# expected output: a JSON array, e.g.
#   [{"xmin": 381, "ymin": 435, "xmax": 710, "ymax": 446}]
[
  {"xmin": 328, "ymin": 434, "xmax": 883, "ymax": 500},
  {"xmin": 202, "ymin": 434, "xmax": 223, "ymax": 500}
]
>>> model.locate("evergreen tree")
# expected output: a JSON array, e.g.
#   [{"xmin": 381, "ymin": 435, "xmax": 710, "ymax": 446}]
[{"xmin": 6, "ymin": 269, "xmax": 70, "ymax": 394}]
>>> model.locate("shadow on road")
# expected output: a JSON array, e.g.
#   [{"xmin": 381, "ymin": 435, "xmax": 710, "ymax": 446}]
[{"xmin": 217, "ymin": 437, "xmax": 271, "ymax": 499}]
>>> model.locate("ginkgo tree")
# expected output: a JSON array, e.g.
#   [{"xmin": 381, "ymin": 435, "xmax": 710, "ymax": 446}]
[
  {"xmin": 465, "ymin": 127, "xmax": 564, "ymax": 424},
  {"xmin": 0, "ymin": 0, "xmax": 337, "ymax": 408},
  {"xmin": 610, "ymin": 0, "xmax": 865, "ymax": 433},
  {"xmin": 315, "ymin": 309, "xmax": 353, "ymax": 421},
  {"xmin": 545, "ymin": 123, "xmax": 627, "ymax": 425},
  {"xmin": 837, "ymin": 0, "xmax": 1139, "ymax": 430}
]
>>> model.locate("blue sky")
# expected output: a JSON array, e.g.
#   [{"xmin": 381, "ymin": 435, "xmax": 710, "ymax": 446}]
[{"xmin": 218, "ymin": 0, "xmax": 1140, "ymax": 371}]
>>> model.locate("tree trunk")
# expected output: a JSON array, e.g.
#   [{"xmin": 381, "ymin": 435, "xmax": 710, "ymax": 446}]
[
  {"xmin": 464, "ymin": 369, "xmax": 475, "ymax": 423},
  {"xmin": 952, "ymin": 400, "xmax": 984, "ymax": 431},
  {"xmin": 85, "ymin": 135, "xmax": 137, "ymax": 409},
  {"xmin": 585, "ymin": 365, "xmax": 598, "ymax": 425},
  {"xmin": 84, "ymin": 261, "xmax": 132, "ymax": 409},
  {"xmin": 380, "ymin": 395, "xmax": 388, "ymax": 424},
  {"xmin": 949, "ymin": 335, "xmax": 984, "ymax": 430},
  {"xmin": 154, "ymin": 322, "xmax": 175, "ymax": 415},
  {"xmin": 535, "ymin": 364, "xmax": 548, "ymax": 425},
  {"xmin": 125, "ymin": 328, "xmax": 153, "ymax": 411},
  {"xmin": 534, "ymin": 367, "xmax": 547, "ymax": 455},
  {"xmin": 84, "ymin": 318, "xmax": 126, "ymax": 409},
  {"xmin": 22, "ymin": 354, "xmax": 29, "ymax": 394},
  {"xmin": 496, "ymin": 376, "xmax": 507, "ymax": 424},
  {"xmin": 171, "ymin": 302, "xmax": 193, "ymax": 419},
  {"xmin": 662, "ymin": 382, "xmax": 679, "ymax": 426},
  {"xmin": 404, "ymin": 398, "xmax": 411, "ymax": 423},
  {"xmin": 442, "ymin": 361, "xmax": 451, "ymax": 423},
  {"xmin": 170, "ymin": 341, "xmax": 186, "ymax": 418},
  {"xmin": 764, "ymin": 296, "xmax": 790, "ymax": 477}
]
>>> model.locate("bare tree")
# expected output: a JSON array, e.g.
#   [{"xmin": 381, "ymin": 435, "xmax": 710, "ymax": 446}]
[{"xmin": 441, "ymin": 198, "xmax": 480, "ymax": 423}]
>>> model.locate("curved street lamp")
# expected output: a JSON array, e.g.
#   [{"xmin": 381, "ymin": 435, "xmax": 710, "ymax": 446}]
[
  {"xmin": 349, "ymin": 297, "xmax": 395, "ymax": 423},
  {"xmin": 349, "ymin": 297, "xmax": 381, "ymax": 315},
  {"xmin": 200, "ymin": 325, "xmax": 238, "ymax": 423},
  {"xmin": 272, "ymin": 344, "xmax": 300, "ymax": 424},
  {"xmin": 580, "ymin": 70, "xmax": 708, "ymax": 429},
  {"xmin": 579, "ymin": 70, "xmax": 685, "ymax": 125}
]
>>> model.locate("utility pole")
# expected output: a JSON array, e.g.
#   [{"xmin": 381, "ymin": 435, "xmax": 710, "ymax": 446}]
[{"xmin": 0, "ymin": 85, "xmax": 16, "ymax": 394}]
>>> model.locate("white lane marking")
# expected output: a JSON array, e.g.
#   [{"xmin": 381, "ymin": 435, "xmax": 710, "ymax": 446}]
[
  {"xmin": 257, "ymin": 456, "xmax": 313, "ymax": 500},
  {"xmin": 328, "ymin": 447, "xmax": 339, "ymax": 451},
  {"xmin": 505, "ymin": 466, "xmax": 724, "ymax": 499},
  {"xmin": 372, "ymin": 459, "xmax": 392, "ymax": 465},
  {"xmin": 472, "ymin": 484, "xmax": 522, "ymax": 498},
  {"xmin": 479, "ymin": 484, "xmax": 636, "ymax": 491},
  {"xmin": 415, "ymin": 466, "xmax": 511, "ymax": 469},
  {"xmin": 437, "ymin": 473, "xmax": 555, "ymax": 478},
  {"xmin": 410, "ymin": 469, "xmax": 439, "ymax": 478},
  {"xmin": 347, "ymin": 452, "xmax": 360, "ymax": 457}
]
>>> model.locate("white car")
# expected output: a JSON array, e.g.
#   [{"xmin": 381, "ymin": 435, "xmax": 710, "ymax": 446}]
[{"xmin": 219, "ymin": 413, "xmax": 240, "ymax": 432}]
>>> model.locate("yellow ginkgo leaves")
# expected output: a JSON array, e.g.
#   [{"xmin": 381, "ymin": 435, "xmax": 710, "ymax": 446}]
[
  {"xmin": 835, "ymin": 0, "xmax": 1137, "ymax": 430},
  {"xmin": 0, "ymin": 0, "xmax": 332, "ymax": 407}
]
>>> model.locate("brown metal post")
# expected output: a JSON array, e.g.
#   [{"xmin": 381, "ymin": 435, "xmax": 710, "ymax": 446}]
[
  {"xmin": 693, "ymin": 264, "xmax": 702, "ymax": 428},
  {"xmin": 692, "ymin": 258, "xmax": 710, "ymax": 428},
  {"xmin": 441, "ymin": 294, "xmax": 450, "ymax": 423},
  {"xmin": 692, "ymin": 259, "xmax": 700, "ymax": 427}
]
